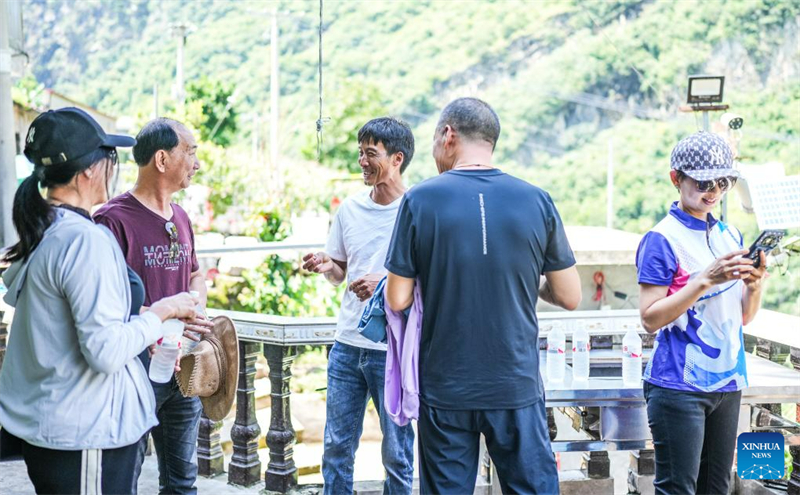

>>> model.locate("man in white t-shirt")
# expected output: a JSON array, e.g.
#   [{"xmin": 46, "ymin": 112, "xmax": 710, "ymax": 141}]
[{"xmin": 302, "ymin": 117, "xmax": 415, "ymax": 495}]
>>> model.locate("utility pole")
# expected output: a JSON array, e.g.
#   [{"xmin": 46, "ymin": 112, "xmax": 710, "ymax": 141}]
[
  {"xmin": 153, "ymin": 83, "xmax": 159, "ymax": 118},
  {"xmin": 607, "ymin": 139, "xmax": 614, "ymax": 230},
  {"xmin": 172, "ymin": 23, "xmax": 189, "ymax": 115},
  {"xmin": 270, "ymin": 7, "xmax": 281, "ymax": 190},
  {"xmin": 0, "ymin": 1, "xmax": 18, "ymax": 248}
]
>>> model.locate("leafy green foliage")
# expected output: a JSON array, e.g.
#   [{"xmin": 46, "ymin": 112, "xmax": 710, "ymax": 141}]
[
  {"xmin": 206, "ymin": 199, "xmax": 342, "ymax": 317},
  {"xmin": 300, "ymin": 78, "xmax": 387, "ymax": 173},
  {"xmin": 184, "ymin": 77, "xmax": 238, "ymax": 147},
  {"xmin": 19, "ymin": 0, "xmax": 800, "ymax": 314},
  {"xmin": 11, "ymin": 74, "xmax": 47, "ymax": 109}
]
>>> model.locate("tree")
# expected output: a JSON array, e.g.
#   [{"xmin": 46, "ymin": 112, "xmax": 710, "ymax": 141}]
[
  {"xmin": 185, "ymin": 77, "xmax": 238, "ymax": 147},
  {"xmin": 301, "ymin": 78, "xmax": 387, "ymax": 173}
]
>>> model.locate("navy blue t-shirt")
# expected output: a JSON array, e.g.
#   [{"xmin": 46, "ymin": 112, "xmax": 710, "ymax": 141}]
[{"xmin": 385, "ymin": 169, "xmax": 576, "ymax": 410}]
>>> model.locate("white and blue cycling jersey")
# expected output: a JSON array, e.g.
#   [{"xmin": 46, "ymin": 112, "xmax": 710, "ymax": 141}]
[{"xmin": 636, "ymin": 202, "xmax": 747, "ymax": 393}]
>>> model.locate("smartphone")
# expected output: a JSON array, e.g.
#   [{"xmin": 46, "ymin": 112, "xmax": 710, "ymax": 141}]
[{"xmin": 746, "ymin": 230, "xmax": 785, "ymax": 268}]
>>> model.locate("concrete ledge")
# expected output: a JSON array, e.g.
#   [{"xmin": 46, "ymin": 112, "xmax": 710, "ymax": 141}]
[{"xmin": 558, "ymin": 469, "xmax": 614, "ymax": 495}]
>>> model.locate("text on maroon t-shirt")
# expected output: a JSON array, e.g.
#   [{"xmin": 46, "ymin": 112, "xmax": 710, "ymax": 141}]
[{"xmin": 94, "ymin": 191, "xmax": 200, "ymax": 306}]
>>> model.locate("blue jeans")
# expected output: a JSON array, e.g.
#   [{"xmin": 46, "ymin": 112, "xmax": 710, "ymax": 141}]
[
  {"xmin": 322, "ymin": 342, "xmax": 415, "ymax": 495},
  {"xmin": 151, "ymin": 378, "xmax": 203, "ymax": 495},
  {"xmin": 644, "ymin": 381, "xmax": 741, "ymax": 495},
  {"xmin": 418, "ymin": 400, "xmax": 558, "ymax": 495}
]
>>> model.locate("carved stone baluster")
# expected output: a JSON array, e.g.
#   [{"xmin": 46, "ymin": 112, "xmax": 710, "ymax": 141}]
[
  {"xmin": 792, "ymin": 347, "xmax": 800, "ymax": 425},
  {"xmin": 628, "ymin": 449, "xmax": 655, "ymax": 494},
  {"xmin": 789, "ymin": 444, "xmax": 800, "ymax": 495},
  {"xmin": 582, "ymin": 451, "xmax": 610, "ymax": 479},
  {"xmin": 789, "ymin": 347, "xmax": 800, "ymax": 495},
  {"xmin": 756, "ymin": 339, "xmax": 782, "ymax": 416},
  {"xmin": 0, "ymin": 317, "xmax": 7, "ymax": 371},
  {"xmin": 229, "ymin": 341, "xmax": 262, "ymax": 486},
  {"xmin": 197, "ymin": 412, "xmax": 225, "ymax": 477},
  {"xmin": 590, "ymin": 335, "xmax": 613, "ymax": 350},
  {"xmin": 264, "ymin": 344, "xmax": 298, "ymax": 493}
]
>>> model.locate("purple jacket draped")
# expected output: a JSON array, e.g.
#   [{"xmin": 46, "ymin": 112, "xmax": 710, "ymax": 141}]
[{"xmin": 383, "ymin": 283, "xmax": 423, "ymax": 426}]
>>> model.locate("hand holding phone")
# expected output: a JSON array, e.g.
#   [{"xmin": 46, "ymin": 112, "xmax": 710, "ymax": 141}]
[{"xmin": 746, "ymin": 230, "xmax": 785, "ymax": 268}]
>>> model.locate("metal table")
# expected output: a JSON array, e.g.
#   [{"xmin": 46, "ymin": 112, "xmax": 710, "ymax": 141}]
[{"xmin": 543, "ymin": 351, "xmax": 800, "ymax": 452}]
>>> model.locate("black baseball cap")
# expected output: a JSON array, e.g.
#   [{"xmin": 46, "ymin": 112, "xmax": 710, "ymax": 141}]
[{"xmin": 23, "ymin": 107, "xmax": 136, "ymax": 167}]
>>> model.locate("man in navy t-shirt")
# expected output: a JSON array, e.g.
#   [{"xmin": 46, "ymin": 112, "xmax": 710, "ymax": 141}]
[{"xmin": 385, "ymin": 97, "xmax": 582, "ymax": 494}]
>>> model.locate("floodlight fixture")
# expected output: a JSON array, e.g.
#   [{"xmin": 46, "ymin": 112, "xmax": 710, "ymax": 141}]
[{"xmin": 687, "ymin": 75, "xmax": 725, "ymax": 105}]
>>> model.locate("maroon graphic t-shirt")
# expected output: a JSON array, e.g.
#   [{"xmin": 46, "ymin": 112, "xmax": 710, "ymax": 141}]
[{"xmin": 95, "ymin": 192, "xmax": 200, "ymax": 306}]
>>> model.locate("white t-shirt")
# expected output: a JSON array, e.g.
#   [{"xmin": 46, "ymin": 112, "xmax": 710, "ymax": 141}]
[{"xmin": 326, "ymin": 190, "xmax": 402, "ymax": 351}]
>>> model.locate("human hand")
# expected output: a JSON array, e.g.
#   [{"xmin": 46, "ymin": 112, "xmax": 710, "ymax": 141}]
[
  {"xmin": 174, "ymin": 347, "xmax": 183, "ymax": 373},
  {"xmin": 700, "ymin": 249, "xmax": 754, "ymax": 287},
  {"xmin": 742, "ymin": 250, "xmax": 769, "ymax": 291},
  {"xmin": 349, "ymin": 273, "xmax": 383, "ymax": 302},
  {"xmin": 181, "ymin": 314, "xmax": 214, "ymax": 341},
  {"xmin": 302, "ymin": 252, "xmax": 335, "ymax": 274},
  {"xmin": 149, "ymin": 292, "xmax": 200, "ymax": 322}
]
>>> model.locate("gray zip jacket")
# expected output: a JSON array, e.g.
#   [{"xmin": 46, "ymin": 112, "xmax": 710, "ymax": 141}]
[{"xmin": 0, "ymin": 209, "xmax": 161, "ymax": 450}]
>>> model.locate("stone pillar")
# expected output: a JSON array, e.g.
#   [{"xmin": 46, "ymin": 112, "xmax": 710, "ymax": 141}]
[
  {"xmin": 263, "ymin": 344, "xmax": 298, "ymax": 493},
  {"xmin": 197, "ymin": 412, "xmax": 225, "ymax": 477},
  {"xmin": 547, "ymin": 407, "xmax": 558, "ymax": 442},
  {"xmin": 0, "ymin": 316, "xmax": 7, "ymax": 371},
  {"xmin": 789, "ymin": 443, "xmax": 800, "ymax": 495},
  {"xmin": 755, "ymin": 339, "xmax": 782, "ymax": 416},
  {"xmin": 628, "ymin": 449, "xmax": 655, "ymax": 495},
  {"xmin": 228, "ymin": 341, "xmax": 262, "ymax": 486},
  {"xmin": 590, "ymin": 335, "xmax": 613, "ymax": 350},
  {"xmin": 789, "ymin": 347, "xmax": 800, "ymax": 495},
  {"xmin": 791, "ymin": 347, "xmax": 800, "ymax": 424},
  {"xmin": 581, "ymin": 451, "xmax": 610, "ymax": 479}
]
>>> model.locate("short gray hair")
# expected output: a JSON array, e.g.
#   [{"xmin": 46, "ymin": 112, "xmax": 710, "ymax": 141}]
[{"xmin": 436, "ymin": 97, "xmax": 501, "ymax": 150}]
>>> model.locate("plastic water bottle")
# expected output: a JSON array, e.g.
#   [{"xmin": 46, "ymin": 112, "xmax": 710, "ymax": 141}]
[
  {"xmin": 538, "ymin": 337, "xmax": 548, "ymax": 381},
  {"xmin": 622, "ymin": 324, "xmax": 643, "ymax": 386},
  {"xmin": 572, "ymin": 320, "xmax": 591, "ymax": 382},
  {"xmin": 547, "ymin": 321, "xmax": 566, "ymax": 383},
  {"xmin": 181, "ymin": 291, "xmax": 205, "ymax": 353},
  {"xmin": 149, "ymin": 319, "xmax": 184, "ymax": 383}
]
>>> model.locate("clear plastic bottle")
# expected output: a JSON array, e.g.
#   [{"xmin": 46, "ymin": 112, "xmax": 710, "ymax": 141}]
[
  {"xmin": 622, "ymin": 324, "xmax": 643, "ymax": 386},
  {"xmin": 546, "ymin": 321, "xmax": 566, "ymax": 383},
  {"xmin": 149, "ymin": 319, "xmax": 184, "ymax": 383},
  {"xmin": 572, "ymin": 320, "xmax": 591, "ymax": 382},
  {"xmin": 539, "ymin": 337, "xmax": 548, "ymax": 381},
  {"xmin": 181, "ymin": 290, "xmax": 205, "ymax": 353}
]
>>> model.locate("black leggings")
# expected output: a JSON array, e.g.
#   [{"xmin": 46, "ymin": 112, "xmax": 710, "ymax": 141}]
[{"xmin": 21, "ymin": 436, "xmax": 146, "ymax": 495}]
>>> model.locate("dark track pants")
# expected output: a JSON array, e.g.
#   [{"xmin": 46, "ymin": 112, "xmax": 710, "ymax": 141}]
[
  {"xmin": 20, "ymin": 434, "xmax": 146, "ymax": 494},
  {"xmin": 418, "ymin": 399, "xmax": 559, "ymax": 495}
]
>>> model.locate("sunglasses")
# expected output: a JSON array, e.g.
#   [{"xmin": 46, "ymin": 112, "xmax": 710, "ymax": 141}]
[
  {"xmin": 165, "ymin": 221, "xmax": 180, "ymax": 262},
  {"xmin": 693, "ymin": 176, "xmax": 737, "ymax": 193}
]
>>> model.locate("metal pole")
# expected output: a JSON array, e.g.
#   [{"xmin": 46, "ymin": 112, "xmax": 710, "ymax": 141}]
[
  {"xmin": 252, "ymin": 115, "xmax": 259, "ymax": 164},
  {"xmin": 0, "ymin": 1, "xmax": 18, "ymax": 249},
  {"xmin": 173, "ymin": 24, "xmax": 187, "ymax": 115},
  {"xmin": 153, "ymin": 83, "xmax": 159, "ymax": 118},
  {"xmin": 701, "ymin": 110, "xmax": 727, "ymax": 222},
  {"xmin": 607, "ymin": 138, "xmax": 614, "ymax": 230},
  {"xmin": 270, "ymin": 8, "xmax": 280, "ymax": 189}
]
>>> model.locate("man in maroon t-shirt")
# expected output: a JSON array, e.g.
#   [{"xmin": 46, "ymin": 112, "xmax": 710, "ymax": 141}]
[{"xmin": 95, "ymin": 118, "xmax": 211, "ymax": 495}]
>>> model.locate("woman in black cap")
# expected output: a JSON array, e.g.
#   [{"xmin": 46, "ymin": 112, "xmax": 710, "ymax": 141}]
[
  {"xmin": 0, "ymin": 108, "xmax": 199, "ymax": 494},
  {"xmin": 636, "ymin": 131, "xmax": 768, "ymax": 494}
]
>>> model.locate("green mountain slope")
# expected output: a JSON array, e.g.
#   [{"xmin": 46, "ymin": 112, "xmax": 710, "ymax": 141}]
[{"xmin": 19, "ymin": 0, "xmax": 800, "ymax": 312}]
